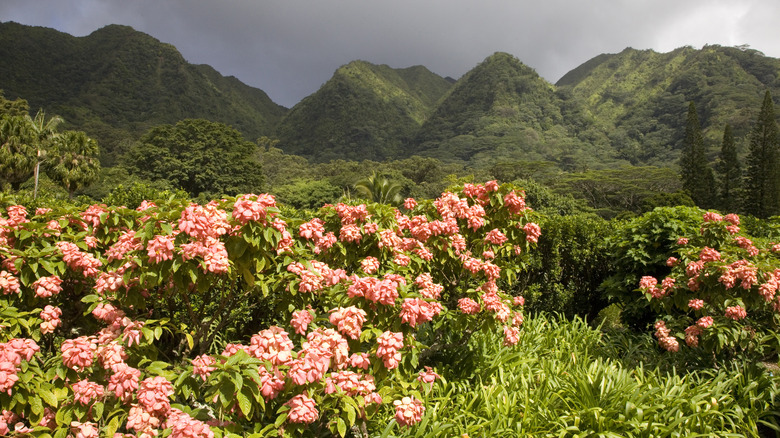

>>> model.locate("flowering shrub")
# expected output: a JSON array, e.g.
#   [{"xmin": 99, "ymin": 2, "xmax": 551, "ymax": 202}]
[
  {"xmin": 0, "ymin": 181, "xmax": 537, "ymax": 436},
  {"xmin": 637, "ymin": 211, "xmax": 780, "ymax": 361}
]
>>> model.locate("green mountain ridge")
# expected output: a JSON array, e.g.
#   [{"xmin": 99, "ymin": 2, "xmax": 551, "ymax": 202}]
[
  {"xmin": 274, "ymin": 60, "xmax": 452, "ymax": 162},
  {"xmin": 0, "ymin": 21, "xmax": 287, "ymax": 165},
  {"xmin": 2, "ymin": 21, "xmax": 779, "ymax": 174}
]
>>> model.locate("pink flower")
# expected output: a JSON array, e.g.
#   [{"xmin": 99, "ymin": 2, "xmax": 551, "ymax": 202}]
[
  {"xmin": 458, "ymin": 297, "xmax": 481, "ymax": 314},
  {"xmin": 417, "ymin": 366, "xmax": 440, "ymax": 389},
  {"xmin": 147, "ymin": 234, "xmax": 175, "ymax": 263},
  {"xmin": 291, "ymin": 309, "xmax": 314, "ymax": 335},
  {"xmin": 513, "ymin": 296, "xmax": 525, "ymax": 306},
  {"xmin": 108, "ymin": 364, "xmax": 141, "ymax": 402},
  {"xmin": 40, "ymin": 305, "xmax": 62, "ymax": 334},
  {"xmin": 485, "ymin": 228, "xmax": 508, "ymax": 245},
  {"xmin": 329, "ymin": 306, "xmax": 367, "ymax": 339},
  {"xmin": 248, "ymin": 327, "xmax": 294, "ymax": 366},
  {"xmin": 165, "ymin": 408, "xmax": 214, "ymax": 438},
  {"xmin": 703, "ymin": 212, "xmax": 723, "ymax": 222},
  {"xmin": 360, "ymin": 256, "xmax": 380, "ymax": 274},
  {"xmin": 677, "ymin": 237, "xmax": 689, "ymax": 245},
  {"xmin": 404, "ymin": 198, "xmax": 418, "ymax": 209},
  {"xmin": 393, "ymin": 396, "xmax": 425, "ymax": 427},
  {"xmin": 697, "ymin": 316, "xmax": 714, "ymax": 328},
  {"xmin": 376, "ymin": 331, "xmax": 404, "ymax": 369},
  {"xmin": 232, "ymin": 193, "xmax": 276, "ymax": 225},
  {"xmin": 192, "ymin": 355, "xmax": 217, "ymax": 381},
  {"xmin": 258, "ymin": 366, "xmax": 285, "ymax": 401},
  {"xmin": 137, "ymin": 376, "xmax": 174, "ymax": 416},
  {"xmin": 0, "ymin": 362, "xmax": 19, "ymax": 395},
  {"xmin": 725, "ymin": 305, "xmax": 747, "ymax": 320},
  {"xmin": 666, "ymin": 257, "xmax": 678, "ymax": 267},
  {"xmin": 349, "ymin": 353, "xmax": 371, "ymax": 370},
  {"xmin": 286, "ymin": 394, "xmax": 319, "ymax": 424},
  {"xmin": 72, "ymin": 379, "xmax": 104, "ymax": 405},
  {"xmin": 61, "ymin": 336, "xmax": 97, "ymax": 370},
  {"xmin": 32, "ymin": 275, "xmax": 63, "ymax": 298},
  {"xmin": 522, "ymin": 222, "xmax": 541, "ymax": 244},
  {"xmin": 688, "ymin": 299, "xmax": 704, "ymax": 310},
  {"xmin": 70, "ymin": 421, "xmax": 99, "ymax": 438},
  {"xmin": 503, "ymin": 326, "xmax": 520, "ymax": 346},
  {"xmin": 400, "ymin": 298, "xmax": 443, "ymax": 327},
  {"xmin": 700, "ymin": 247, "xmax": 721, "ymax": 262},
  {"xmin": 0, "ymin": 271, "xmax": 20, "ymax": 295},
  {"xmin": 503, "ymin": 191, "xmax": 528, "ymax": 215},
  {"xmin": 125, "ymin": 404, "xmax": 161, "ymax": 435}
]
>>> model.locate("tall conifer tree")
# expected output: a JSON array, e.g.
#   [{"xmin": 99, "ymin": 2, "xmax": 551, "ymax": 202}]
[
  {"xmin": 745, "ymin": 91, "xmax": 780, "ymax": 218},
  {"xmin": 716, "ymin": 124, "xmax": 742, "ymax": 212},
  {"xmin": 679, "ymin": 102, "xmax": 715, "ymax": 207}
]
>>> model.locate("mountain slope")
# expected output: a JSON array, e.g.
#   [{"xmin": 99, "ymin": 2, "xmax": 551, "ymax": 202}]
[
  {"xmin": 412, "ymin": 52, "xmax": 617, "ymax": 169},
  {"xmin": 0, "ymin": 22, "xmax": 287, "ymax": 164},
  {"xmin": 274, "ymin": 60, "xmax": 452, "ymax": 162},
  {"xmin": 556, "ymin": 45, "xmax": 780, "ymax": 165}
]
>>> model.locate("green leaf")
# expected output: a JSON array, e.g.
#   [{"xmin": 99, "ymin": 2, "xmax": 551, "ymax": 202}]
[
  {"xmin": 237, "ymin": 389, "xmax": 252, "ymax": 418},
  {"xmin": 39, "ymin": 388, "xmax": 58, "ymax": 408},
  {"xmin": 337, "ymin": 417, "xmax": 347, "ymax": 437}
]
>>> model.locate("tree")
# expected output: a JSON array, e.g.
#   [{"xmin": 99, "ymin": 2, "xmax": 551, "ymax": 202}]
[
  {"xmin": 0, "ymin": 90, "xmax": 29, "ymax": 117},
  {"xmin": 353, "ymin": 172, "xmax": 403, "ymax": 206},
  {"xmin": 745, "ymin": 91, "xmax": 780, "ymax": 218},
  {"xmin": 46, "ymin": 130, "xmax": 101, "ymax": 198},
  {"xmin": 26, "ymin": 110, "xmax": 64, "ymax": 198},
  {"xmin": 715, "ymin": 124, "xmax": 742, "ymax": 212},
  {"xmin": 0, "ymin": 115, "xmax": 37, "ymax": 190},
  {"xmin": 679, "ymin": 102, "xmax": 715, "ymax": 207},
  {"xmin": 126, "ymin": 119, "xmax": 263, "ymax": 197}
]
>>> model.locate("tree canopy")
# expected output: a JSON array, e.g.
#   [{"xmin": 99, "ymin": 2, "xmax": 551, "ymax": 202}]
[{"xmin": 126, "ymin": 119, "xmax": 264, "ymax": 198}]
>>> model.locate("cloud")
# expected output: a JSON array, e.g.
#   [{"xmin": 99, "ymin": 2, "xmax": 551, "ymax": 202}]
[{"xmin": 2, "ymin": 0, "xmax": 779, "ymax": 107}]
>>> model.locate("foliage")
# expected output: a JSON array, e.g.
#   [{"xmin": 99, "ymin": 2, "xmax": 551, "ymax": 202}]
[
  {"xmin": 126, "ymin": 119, "xmax": 264, "ymax": 198},
  {"xmin": 0, "ymin": 181, "xmax": 538, "ymax": 436},
  {"xmin": 353, "ymin": 173, "xmax": 403, "ymax": 206},
  {"xmin": 602, "ymin": 206, "xmax": 704, "ymax": 329},
  {"xmin": 515, "ymin": 213, "xmax": 615, "ymax": 319},
  {"xmin": 0, "ymin": 114, "xmax": 37, "ymax": 190},
  {"xmin": 380, "ymin": 314, "xmax": 780, "ymax": 437},
  {"xmin": 716, "ymin": 124, "xmax": 743, "ymax": 212},
  {"xmin": 45, "ymin": 130, "xmax": 101, "ymax": 198},
  {"xmin": 745, "ymin": 91, "xmax": 780, "ymax": 218},
  {"xmin": 679, "ymin": 102, "xmax": 716, "ymax": 207},
  {"xmin": 635, "ymin": 211, "xmax": 780, "ymax": 363}
]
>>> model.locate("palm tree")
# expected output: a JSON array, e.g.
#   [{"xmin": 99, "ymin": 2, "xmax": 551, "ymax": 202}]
[
  {"xmin": 0, "ymin": 115, "xmax": 37, "ymax": 190},
  {"xmin": 46, "ymin": 130, "xmax": 100, "ymax": 198},
  {"xmin": 353, "ymin": 172, "xmax": 403, "ymax": 206},
  {"xmin": 26, "ymin": 110, "xmax": 63, "ymax": 198}
]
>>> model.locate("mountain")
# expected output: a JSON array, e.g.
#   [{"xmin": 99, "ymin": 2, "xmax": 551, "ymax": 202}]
[
  {"xmin": 274, "ymin": 60, "xmax": 452, "ymax": 162},
  {"xmin": 0, "ymin": 21, "xmax": 287, "ymax": 165},
  {"xmin": 411, "ymin": 52, "xmax": 618, "ymax": 170},
  {"xmin": 555, "ymin": 45, "xmax": 780, "ymax": 165}
]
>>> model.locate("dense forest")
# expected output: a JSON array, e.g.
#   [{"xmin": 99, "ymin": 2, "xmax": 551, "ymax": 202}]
[{"xmin": 1, "ymin": 21, "xmax": 779, "ymax": 218}]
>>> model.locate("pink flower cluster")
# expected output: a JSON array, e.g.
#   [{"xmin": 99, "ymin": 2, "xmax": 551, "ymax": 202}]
[
  {"xmin": 417, "ymin": 366, "xmax": 440, "ymax": 389},
  {"xmin": 106, "ymin": 230, "xmax": 143, "ymax": 261},
  {"xmin": 285, "ymin": 394, "xmax": 319, "ymax": 424},
  {"xmin": 0, "ymin": 270, "xmax": 20, "ymax": 295},
  {"xmin": 393, "ymin": 396, "xmax": 425, "ymax": 427},
  {"xmin": 653, "ymin": 321, "xmax": 679, "ymax": 352},
  {"xmin": 325, "ymin": 370, "xmax": 376, "ymax": 396},
  {"xmin": 39, "ymin": 305, "xmax": 62, "ymax": 334},
  {"xmin": 248, "ymin": 326, "xmax": 295, "ymax": 366},
  {"xmin": 415, "ymin": 273, "xmax": 444, "ymax": 299},
  {"xmin": 458, "ymin": 297, "xmax": 481, "ymax": 314},
  {"xmin": 56, "ymin": 241, "xmax": 102, "ymax": 278},
  {"xmin": 165, "ymin": 408, "xmax": 214, "ymax": 438},
  {"xmin": 32, "ymin": 275, "xmax": 62, "ymax": 297},
  {"xmin": 0, "ymin": 339, "xmax": 39, "ymax": 395},
  {"xmin": 400, "ymin": 298, "xmax": 443, "ymax": 327},
  {"xmin": 61, "ymin": 336, "xmax": 98, "ymax": 370},
  {"xmin": 725, "ymin": 305, "xmax": 747, "ymax": 320},
  {"xmin": 72, "ymin": 379, "xmax": 104, "ymax": 405},
  {"xmin": 376, "ymin": 331, "xmax": 404, "ymax": 369},
  {"xmin": 298, "ymin": 218, "xmax": 336, "ymax": 254},
  {"xmin": 232, "ymin": 193, "xmax": 277, "ymax": 225},
  {"xmin": 347, "ymin": 274, "xmax": 404, "ymax": 306},
  {"xmin": 718, "ymin": 260, "xmax": 758, "ymax": 290},
  {"xmin": 290, "ymin": 309, "xmax": 314, "ymax": 335},
  {"xmin": 503, "ymin": 190, "xmax": 529, "ymax": 215},
  {"xmin": 288, "ymin": 260, "xmax": 347, "ymax": 293},
  {"xmin": 147, "ymin": 234, "xmax": 175, "ymax": 264},
  {"xmin": 192, "ymin": 354, "xmax": 217, "ymax": 381},
  {"xmin": 329, "ymin": 306, "xmax": 367, "ymax": 339},
  {"xmin": 523, "ymin": 222, "xmax": 541, "ymax": 243}
]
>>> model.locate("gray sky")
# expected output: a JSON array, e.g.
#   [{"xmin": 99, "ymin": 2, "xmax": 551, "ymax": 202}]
[{"xmin": 2, "ymin": 0, "xmax": 778, "ymax": 108}]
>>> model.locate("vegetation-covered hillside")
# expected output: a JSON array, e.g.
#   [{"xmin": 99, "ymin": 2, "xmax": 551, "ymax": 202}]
[
  {"xmin": 0, "ymin": 21, "xmax": 287, "ymax": 165},
  {"xmin": 274, "ymin": 61, "xmax": 452, "ymax": 162}
]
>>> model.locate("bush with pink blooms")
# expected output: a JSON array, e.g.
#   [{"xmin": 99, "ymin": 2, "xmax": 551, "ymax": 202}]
[
  {"xmin": 0, "ymin": 181, "xmax": 537, "ymax": 436},
  {"xmin": 635, "ymin": 210, "xmax": 780, "ymax": 361}
]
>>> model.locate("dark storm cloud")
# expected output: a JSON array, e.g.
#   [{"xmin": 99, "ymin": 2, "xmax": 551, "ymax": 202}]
[{"xmin": 2, "ymin": 0, "xmax": 779, "ymax": 107}]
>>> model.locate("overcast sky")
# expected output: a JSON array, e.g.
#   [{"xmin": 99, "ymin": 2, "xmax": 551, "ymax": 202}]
[{"xmin": 2, "ymin": 0, "xmax": 779, "ymax": 108}]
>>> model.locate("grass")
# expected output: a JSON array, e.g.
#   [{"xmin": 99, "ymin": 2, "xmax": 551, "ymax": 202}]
[{"xmin": 372, "ymin": 313, "xmax": 780, "ymax": 437}]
